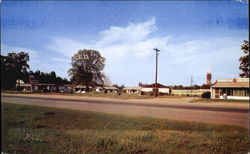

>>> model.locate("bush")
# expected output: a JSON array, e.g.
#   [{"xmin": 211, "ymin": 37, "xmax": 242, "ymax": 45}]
[{"xmin": 202, "ymin": 92, "xmax": 211, "ymax": 98}]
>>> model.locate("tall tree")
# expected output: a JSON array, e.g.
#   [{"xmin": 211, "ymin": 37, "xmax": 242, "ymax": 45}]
[
  {"xmin": 1, "ymin": 52, "xmax": 30, "ymax": 89},
  {"xmin": 49, "ymin": 71, "xmax": 57, "ymax": 84},
  {"xmin": 239, "ymin": 40, "xmax": 249, "ymax": 78},
  {"xmin": 68, "ymin": 49, "xmax": 105, "ymax": 91}
]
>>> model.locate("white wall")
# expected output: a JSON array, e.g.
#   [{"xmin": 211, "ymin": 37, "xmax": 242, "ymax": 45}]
[
  {"xmin": 141, "ymin": 88, "xmax": 170, "ymax": 94},
  {"xmin": 141, "ymin": 88, "xmax": 152, "ymax": 92},
  {"xmin": 225, "ymin": 96, "xmax": 249, "ymax": 100},
  {"xmin": 159, "ymin": 88, "xmax": 169, "ymax": 93}
]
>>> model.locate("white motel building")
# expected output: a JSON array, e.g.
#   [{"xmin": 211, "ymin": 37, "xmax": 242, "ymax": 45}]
[{"xmin": 211, "ymin": 78, "xmax": 249, "ymax": 100}]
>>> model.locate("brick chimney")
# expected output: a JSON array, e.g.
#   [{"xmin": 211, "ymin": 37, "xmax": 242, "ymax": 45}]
[{"xmin": 206, "ymin": 72, "xmax": 212, "ymax": 85}]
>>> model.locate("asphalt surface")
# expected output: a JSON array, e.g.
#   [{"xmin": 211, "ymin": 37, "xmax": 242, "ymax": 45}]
[
  {"xmin": 2, "ymin": 95, "xmax": 248, "ymax": 113},
  {"xmin": 1, "ymin": 94, "xmax": 249, "ymax": 127}
]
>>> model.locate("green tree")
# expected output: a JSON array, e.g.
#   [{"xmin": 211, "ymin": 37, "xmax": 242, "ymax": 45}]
[
  {"xmin": 1, "ymin": 52, "xmax": 30, "ymax": 90},
  {"xmin": 30, "ymin": 70, "xmax": 69, "ymax": 85},
  {"xmin": 68, "ymin": 49, "xmax": 105, "ymax": 91},
  {"xmin": 49, "ymin": 71, "xmax": 57, "ymax": 84},
  {"xmin": 193, "ymin": 84, "xmax": 200, "ymax": 90},
  {"xmin": 173, "ymin": 85, "xmax": 184, "ymax": 89},
  {"xmin": 201, "ymin": 84, "xmax": 210, "ymax": 89},
  {"xmin": 239, "ymin": 40, "xmax": 249, "ymax": 77},
  {"xmin": 112, "ymin": 84, "xmax": 119, "ymax": 88}
]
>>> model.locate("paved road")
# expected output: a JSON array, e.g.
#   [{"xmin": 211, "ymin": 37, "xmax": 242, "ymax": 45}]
[{"xmin": 1, "ymin": 95, "xmax": 249, "ymax": 128}]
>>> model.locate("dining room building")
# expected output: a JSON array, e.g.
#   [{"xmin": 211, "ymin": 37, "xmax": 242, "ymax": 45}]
[{"xmin": 210, "ymin": 78, "xmax": 249, "ymax": 100}]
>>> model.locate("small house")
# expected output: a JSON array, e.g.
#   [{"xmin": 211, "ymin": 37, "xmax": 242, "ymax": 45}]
[
  {"xmin": 103, "ymin": 86, "xmax": 119, "ymax": 93},
  {"xmin": 58, "ymin": 84, "xmax": 73, "ymax": 93},
  {"xmin": 74, "ymin": 85, "xmax": 93, "ymax": 93},
  {"xmin": 123, "ymin": 87, "xmax": 141, "ymax": 94}
]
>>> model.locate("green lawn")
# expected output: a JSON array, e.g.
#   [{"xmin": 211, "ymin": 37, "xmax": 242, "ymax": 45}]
[{"xmin": 2, "ymin": 103, "xmax": 249, "ymax": 154}]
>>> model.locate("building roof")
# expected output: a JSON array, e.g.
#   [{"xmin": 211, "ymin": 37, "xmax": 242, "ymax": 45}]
[
  {"xmin": 58, "ymin": 84, "xmax": 73, "ymax": 87},
  {"xmin": 140, "ymin": 83, "xmax": 170, "ymax": 88},
  {"xmin": 123, "ymin": 87, "xmax": 141, "ymax": 90},
  {"xmin": 16, "ymin": 83, "xmax": 56, "ymax": 86},
  {"xmin": 104, "ymin": 86, "xmax": 118, "ymax": 90},
  {"xmin": 212, "ymin": 78, "xmax": 249, "ymax": 88},
  {"xmin": 75, "ymin": 85, "xmax": 93, "ymax": 88},
  {"xmin": 16, "ymin": 83, "xmax": 31, "ymax": 87},
  {"xmin": 38, "ymin": 83, "xmax": 56, "ymax": 86},
  {"xmin": 212, "ymin": 82, "xmax": 249, "ymax": 88},
  {"xmin": 64, "ymin": 84, "xmax": 73, "ymax": 87},
  {"xmin": 95, "ymin": 86, "xmax": 103, "ymax": 88}
]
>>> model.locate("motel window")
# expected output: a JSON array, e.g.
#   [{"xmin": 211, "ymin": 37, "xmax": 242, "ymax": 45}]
[
  {"xmin": 221, "ymin": 89, "xmax": 233, "ymax": 96},
  {"xmin": 226, "ymin": 89, "xmax": 233, "ymax": 96},
  {"xmin": 246, "ymin": 89, "xmax": 249, "ymax": 96},
  {"xmin": 233, "ymin": 89, "xmax": 248, "ymax": 96}
]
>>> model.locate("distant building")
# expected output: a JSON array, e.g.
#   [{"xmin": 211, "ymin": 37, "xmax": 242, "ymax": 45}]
[
  {"xmin": 103, "ymin": 86, "xmax": 119, "ymax": 93},
  {"xmin": 206, "ymin": 72, "xmax": 212, "ymax": 85},
  {"xmin": 16, "ymin": 76, "xmax": 58, "ymax": 92},
  {"xmin": 16, "ymin": 83, "xmax": 57, "ymax": 92},
  {"xmin": 29, "ymin": 75, "xmax": 39, "ymax": 92},
  {"xmin": 95, "ymin": 86, "xmax": 104, "ymax": 92},
  {"xmin": 123, "ymin": 87, "xmax": 141, "ymax": 94},
  {"xmin": 74, "ymin": 85, "xmax": 93, "ymax": 93},
  {"xmin": 74, "ymin": 86, "xmax": 118, "ymax": 93},
  {"xmin": 38, "ymin": 84, "xmax": 57, "ymax": 92},
  {"xmin": 211, "ymin": 78, "xmax": 249, "ymax": 100},
  {"xmin": 58, "ymin": 84, "xmax": 73, "ymax": 93},
  {"xmin": 139, "ymin": 83, "xmax": 171, "ymax": 95},
  {"xmin": 16, "ymin": 83, "xmax": 32, "ymax": 92}
]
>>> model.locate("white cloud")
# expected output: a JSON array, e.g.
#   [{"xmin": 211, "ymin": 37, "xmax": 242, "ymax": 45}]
[
  {"xmin": 97, "ymin": 17, "xmax": 156, "ymax": 45},
  {"xmin": 46, "ymin": 37, "xmax": 92, "ymax": 57},
  {"xmin": 46, "ymin": 17, "xmax": 169, "ymax": 62}
]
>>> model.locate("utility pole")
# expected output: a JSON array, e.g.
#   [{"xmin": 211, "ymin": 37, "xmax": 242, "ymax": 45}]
[
  {"xmin": 191, "ymin": 75, "xmax": 194, "ymax": 97},
  {"xmin": 153, "ymin": 48, "xmax": 160, "ymax": 97}
]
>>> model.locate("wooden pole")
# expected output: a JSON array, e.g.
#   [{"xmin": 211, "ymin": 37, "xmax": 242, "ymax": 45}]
[{"xmin": 153, "ymin": 48, "xmax": 160, "ymax": 97}]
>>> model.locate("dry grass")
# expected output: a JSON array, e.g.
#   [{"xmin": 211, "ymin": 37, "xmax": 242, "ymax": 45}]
[{"xmin": 2, "ymin": 103, "xmax": 249, "ymax": 153}]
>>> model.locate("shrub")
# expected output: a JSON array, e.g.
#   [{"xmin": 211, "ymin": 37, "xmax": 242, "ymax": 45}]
[{"xmin": 202, "ymin": 92, "xmax": 211, "ymax": 98}]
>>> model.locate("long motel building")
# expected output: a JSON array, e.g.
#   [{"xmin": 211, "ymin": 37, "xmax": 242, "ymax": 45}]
[{"xmin": 211, "ymin": 78, "xmax": 249, "ymax": 100}]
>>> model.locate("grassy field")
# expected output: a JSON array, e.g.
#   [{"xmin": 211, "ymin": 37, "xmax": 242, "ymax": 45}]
[{"xmin": 2, "ymin": 103, "xmax": 249, "ymax": 154}]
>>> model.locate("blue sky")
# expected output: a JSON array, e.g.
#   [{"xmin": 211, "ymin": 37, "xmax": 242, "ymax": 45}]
[{"xmin": 1, "ymin": 1, "xmax": 249, "ymax": 86}]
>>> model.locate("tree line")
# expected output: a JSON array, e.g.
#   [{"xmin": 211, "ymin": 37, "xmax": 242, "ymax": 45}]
[
  {"xmin": 30, "ymin": 70, "xmax": 70, "ymax": 85},
  {"xmin": 1, "ymin": 52, "xmax": 70, "ymax": 90}
]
